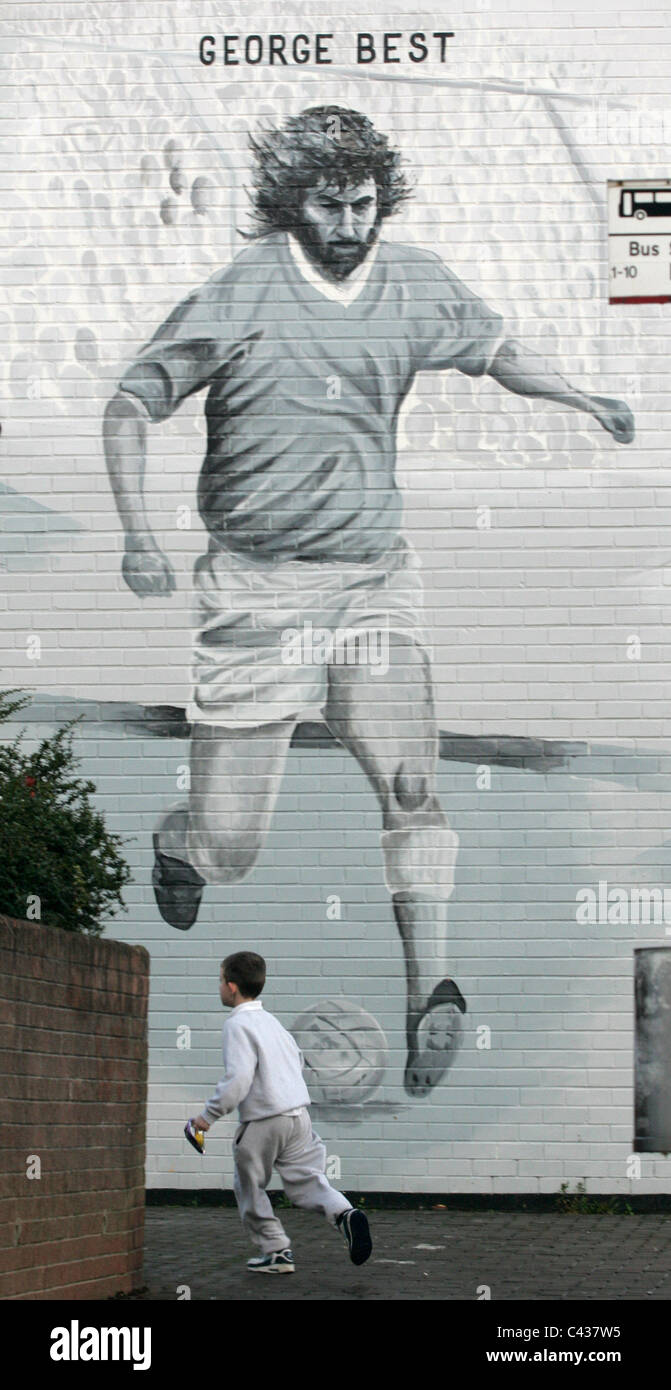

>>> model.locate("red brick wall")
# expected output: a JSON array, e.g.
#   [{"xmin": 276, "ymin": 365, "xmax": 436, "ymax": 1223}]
[{"xmin": 0, "ymin": 916, "xmax": 149, "ymax": 1300}]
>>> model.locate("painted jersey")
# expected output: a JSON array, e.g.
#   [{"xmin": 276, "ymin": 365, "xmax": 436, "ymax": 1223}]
[{"xmin": 118, "ymin": 232, "xmax": 504, "ymax": 563}]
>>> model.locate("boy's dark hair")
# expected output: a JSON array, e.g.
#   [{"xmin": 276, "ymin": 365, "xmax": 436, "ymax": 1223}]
[
  {"xmin": 242, "ymin": 105, "xmax": 413, "ymax": 239},
  {"xmin": 222, "ymin": 951, "xmax": 266, "ymax": 998}
]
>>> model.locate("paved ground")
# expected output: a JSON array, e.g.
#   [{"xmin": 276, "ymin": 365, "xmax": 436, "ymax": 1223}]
[{"xmin": 135, "ymin": 1208, "xmax": 671, "ymax": 1301}]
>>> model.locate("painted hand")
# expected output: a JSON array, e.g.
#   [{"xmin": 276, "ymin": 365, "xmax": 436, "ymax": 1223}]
[
  {"xmin": 122, "ymin": 537, "xmax": 177, "ymax": 597},
  {"xmin": 589, "ymin": 395, "xmax": 635, "ymax": 444}
]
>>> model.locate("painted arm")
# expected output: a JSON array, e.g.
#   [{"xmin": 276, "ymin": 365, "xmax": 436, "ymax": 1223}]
[
  {"xmin": 487, "ymin": 338, "xmax": 635, "ymax": 444},
  {"xmin": 102, "ymin": 391, "xmax": 176, "ymax": 597}
]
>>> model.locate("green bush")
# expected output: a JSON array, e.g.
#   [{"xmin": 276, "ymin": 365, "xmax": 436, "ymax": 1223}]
[
  {"xmin": 556, "ymin": 1181, "xmax": 633, "ymax": 1215},
  {"xmin": 0, "ymin": 688, "xmax": 132, "ymax": 934}
]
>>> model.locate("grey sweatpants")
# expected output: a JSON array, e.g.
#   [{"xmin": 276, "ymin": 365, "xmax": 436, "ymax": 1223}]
[{"xmin": 233, "ymin": 1107, "xmax": 351, "ymax": 1253}]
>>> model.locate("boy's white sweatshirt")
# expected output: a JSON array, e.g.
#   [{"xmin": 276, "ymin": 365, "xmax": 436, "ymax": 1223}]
[{"xmin": 202, "ymin": 1000, "xmax": 311, "ymax": 1123}]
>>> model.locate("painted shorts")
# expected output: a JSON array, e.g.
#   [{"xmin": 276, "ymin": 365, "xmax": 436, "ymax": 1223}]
[{"xmin": 185, "ymin": 532, "xmax": 433, "ymax": 728}]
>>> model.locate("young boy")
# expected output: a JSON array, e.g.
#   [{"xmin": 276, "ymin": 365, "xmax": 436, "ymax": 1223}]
[{"xmin": 187, "ymin": 950, "xmax": 372, "ymax": 1273}]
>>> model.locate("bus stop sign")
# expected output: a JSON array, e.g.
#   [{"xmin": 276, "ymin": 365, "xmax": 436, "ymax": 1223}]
[{"xmin": 609, "ymin": 178, "xmax": 671, "ymax": 304}]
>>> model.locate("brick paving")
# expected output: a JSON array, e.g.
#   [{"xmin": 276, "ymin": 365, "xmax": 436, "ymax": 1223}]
[{"xmin": 135, "ymin": 1208, "xmax": 671, "ymax": 1301}]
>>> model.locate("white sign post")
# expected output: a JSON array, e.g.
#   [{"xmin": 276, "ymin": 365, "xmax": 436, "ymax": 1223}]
[{"xmin": 609, "ymin": 179, "xmax": 671, "ymax": 304}]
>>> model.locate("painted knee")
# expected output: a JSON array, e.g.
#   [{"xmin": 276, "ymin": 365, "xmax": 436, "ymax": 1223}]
[
  {"xmin": 393, "ymin": 765, "xmax": 431, "ymax": 813},
  {"xmin": 186, "ymin": 824, "xmax": 263, "ymax": 885}
]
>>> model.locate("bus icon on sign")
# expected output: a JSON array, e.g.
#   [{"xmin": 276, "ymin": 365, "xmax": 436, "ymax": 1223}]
[{"xmin": 620, "ymin": 188, "xmax": 671, "ymax": 219}]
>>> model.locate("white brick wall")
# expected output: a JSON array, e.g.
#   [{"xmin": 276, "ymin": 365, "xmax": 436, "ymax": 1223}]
[{"xmin": 3, "ymin": 0, "xmax": 671, "ymax": 1192}]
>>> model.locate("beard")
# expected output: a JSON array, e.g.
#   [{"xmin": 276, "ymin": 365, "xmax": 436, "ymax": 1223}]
[{"xmin": 292, "ymin": 215, "xmax": 381, "ymax": 280}]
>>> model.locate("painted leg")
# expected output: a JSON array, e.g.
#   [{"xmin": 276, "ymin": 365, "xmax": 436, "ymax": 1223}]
[
  {"xmin": 152, "ymin": 716, "xmax": 296, "ymax": 930},
  {"xmin": 392, "ymin": 893, "xmax": 466, "ymax": 1098},
  {"xmin": 382, "ymin": 816, "xmax": 465, "ymax": 1095},
  {"xmin": 325, "ymin": 633, "xmax": 465, "ymax": 1098}
]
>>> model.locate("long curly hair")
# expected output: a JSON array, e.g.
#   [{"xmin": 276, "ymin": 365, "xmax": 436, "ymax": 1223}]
[{"xmin": 241, "ymin": 106, "xmax": 413, "ymax": 238}]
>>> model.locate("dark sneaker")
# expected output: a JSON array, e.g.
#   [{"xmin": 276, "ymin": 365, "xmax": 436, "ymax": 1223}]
[
  {"xmin": 404, "ymin": 978, "xmax": 467, "ymax": 1098},
  {"xmin": 152, "ymin": 830, "xmax": 205, "ymax": 931},
  {"xmin": 247, "ymin": 1249, "xmax": 295, "ymax": 1274},
  {"xmin": 184, "ymin": 1119, "xmax": 205, "ymax": 1155},
  {"xmin": 336, "ymin": 1208, "xmax": 372, "ymax": 1266}
]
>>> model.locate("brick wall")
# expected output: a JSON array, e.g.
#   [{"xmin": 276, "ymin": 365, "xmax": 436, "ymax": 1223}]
[{"xmin": 0, "ymin": 916, "xmax": 149, "ymax": 1299}]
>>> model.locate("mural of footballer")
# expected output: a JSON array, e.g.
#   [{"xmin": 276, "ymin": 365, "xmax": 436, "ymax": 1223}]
[{"xmin": 103, "ymin": 107, "xmax": 634, "ymax": 1099}]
